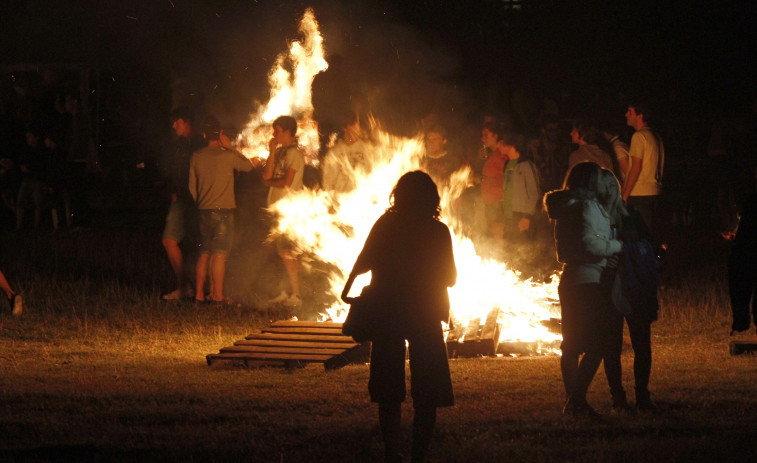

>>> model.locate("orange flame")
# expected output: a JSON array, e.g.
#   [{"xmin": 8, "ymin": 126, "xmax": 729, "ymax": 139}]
[{"xmin": 238, "ymin": 10, "xmax": 562, "ymax": 352}]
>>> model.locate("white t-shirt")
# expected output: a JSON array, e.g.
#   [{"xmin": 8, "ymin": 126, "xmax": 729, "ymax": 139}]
[
  {"xmin": 628, "ymin": 127, "xmax": 664, "ymax": 196},
  {"xmin": 267, "ymin": 144, "xmax": 305, "ymax": 205}
]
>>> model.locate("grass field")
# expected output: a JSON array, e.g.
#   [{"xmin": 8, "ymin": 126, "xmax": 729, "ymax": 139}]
[{"xmin": 1, "ymin": 210, "xmax": 755, "ymax": 462}]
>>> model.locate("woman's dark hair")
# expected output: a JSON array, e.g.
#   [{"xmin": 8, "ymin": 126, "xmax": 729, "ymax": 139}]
[
  {"xmin": 388, "ymin": 170, "xmax": 441, "ymax": 219},
  {"xmin": 565, "ymin": 161, "xmax": 601, "ymax": 197}
]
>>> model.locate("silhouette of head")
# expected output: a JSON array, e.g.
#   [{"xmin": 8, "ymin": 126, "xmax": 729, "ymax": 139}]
[
  {"xmin": 565, "ymin": 161, "xmax": 601, "ymax": 196},
  {"xmin": 389, "ymin": 170, "xmax": 441, "ymax": 219}
]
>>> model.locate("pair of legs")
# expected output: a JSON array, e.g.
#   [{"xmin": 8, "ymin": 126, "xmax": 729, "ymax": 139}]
[
  {"xmin": 196, "ymin": 209, "xmax": 234, "ymax": 302},
  {"xmin": 162, "ymin": 198, "xmax": 195, "ymax": 297},
  {"xmin": 604, "ymin": 313, "xmax": 654, "ymax": 405},
  {"xmin": 370, "ymin": 328, "xmax": 453, "ymax": 462},
  {"xmin": 0, "ymin": 268, "xmax": 22, "ymax": 316},
  {"xmin": 378, "ymin": 403, "xmax": 436, "ymax": 463},
  {"xmin": 195, "ymin": 251, "xmax": 227, "ymax": 302},
  {"xmin": 163, "ymin": 237, "xmax": 192, "ymax": 296},
  {"xmin": 728, "ymin": 244, "xmax": 757, "ymax": 333},
  {"xmin": 559, "ymin": 283, "xmax": 614, "ymax": 412},
  {"xmin": 278, "ymin": 251, "xmax": 300, "ymax": 299},
  {"xmin": 0, "ymin": 268, "xmax": 16, "ymax": 300}
]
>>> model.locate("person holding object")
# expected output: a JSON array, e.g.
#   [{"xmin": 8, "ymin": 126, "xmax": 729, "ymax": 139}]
[
  {"xmin": 189, "ymin": 116, "xmax": 254, "ymax": 304},
  {"xmin": 262, "ymin": 116, "xmax": 306, "ymax": 308},
  {"xmin": 341, "ymin": 171, "xmax": 457, "ymax": 463}
]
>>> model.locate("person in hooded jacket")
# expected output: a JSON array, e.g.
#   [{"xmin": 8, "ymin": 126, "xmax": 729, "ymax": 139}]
[{"xmin": 544, "ymin": 161, "xmax": 623, "ymax": 418}]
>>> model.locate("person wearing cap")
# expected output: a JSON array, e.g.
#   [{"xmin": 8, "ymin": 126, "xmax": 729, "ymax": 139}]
[{"xmin": 189, "ymin": 115, "xmax": 254, "ymax": 304}]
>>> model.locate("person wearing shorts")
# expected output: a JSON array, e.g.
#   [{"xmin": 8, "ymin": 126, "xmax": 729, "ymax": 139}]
[
  {"xmin": 189, "ymin": 116, "xmax": 253, "ymax": 303},
  {"xmin": 160, "ymin": 108, "xmax": 204, "ymax": 300}
]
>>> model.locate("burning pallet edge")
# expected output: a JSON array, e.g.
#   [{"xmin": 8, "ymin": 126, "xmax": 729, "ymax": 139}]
[{"xmin": 446, "ymin": 309, "xmax": 561, "ymax": 358}]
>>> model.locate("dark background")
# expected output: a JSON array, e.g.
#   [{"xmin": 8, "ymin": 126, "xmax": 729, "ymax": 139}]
[
  {"xmin": 3, "ymin": 0, "xmax": 755, "ymax": 119},
  {"xmin": 1, "ymin": 0, "xmax": 755, "ymax": 219}
]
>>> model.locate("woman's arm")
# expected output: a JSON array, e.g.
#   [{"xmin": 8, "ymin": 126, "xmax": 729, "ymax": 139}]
[{"xmin": 580, "ymin": 201, "xmax": 623, "ymax": 258}]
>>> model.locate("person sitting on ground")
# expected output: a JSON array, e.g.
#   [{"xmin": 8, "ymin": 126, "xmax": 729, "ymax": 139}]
[{"xmin": 341, "ymin": 170, "xmax": 457, "ymax": 462}]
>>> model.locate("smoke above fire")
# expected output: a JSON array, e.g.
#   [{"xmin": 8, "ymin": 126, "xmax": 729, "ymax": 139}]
[{"xmin": 237, "ymin": 8, "xmax": 561, "ymax": 350}]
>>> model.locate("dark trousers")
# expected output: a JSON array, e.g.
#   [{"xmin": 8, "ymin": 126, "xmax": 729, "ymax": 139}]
[
  {"xmin": 628, "ymin": 195, "xmax": 662, "ymax": 246},
  {"xmin": 604, "ymin": 313, "xmax": 653, "ymax": 400},
  {"xmin": 559, "ymin": 283, "xmax": 618, "ymax": 400},
  {"xmin": 728, "ymin": 245, "xmax": 757, "ymax": 332}
]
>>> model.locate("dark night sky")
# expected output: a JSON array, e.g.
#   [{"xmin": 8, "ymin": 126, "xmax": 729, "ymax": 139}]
[{"xmin": 2, "ymin": 0, "xmax": 756, "ymax": 125}]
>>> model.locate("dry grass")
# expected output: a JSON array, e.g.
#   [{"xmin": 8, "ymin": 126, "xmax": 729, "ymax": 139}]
[{"xmin": 1, "ymin": 221, "xmax": 755, "ymax": 462}]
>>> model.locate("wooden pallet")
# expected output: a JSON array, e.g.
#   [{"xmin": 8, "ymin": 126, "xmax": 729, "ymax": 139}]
[
  {"xmin": 206, "ymin": 320, "xmax": 370, "ymax": 369},
  {"xmin": 447, "ymin": 309, "xmax": 502, "ymax": 357},
  {"xmin": 730, "ymin": 339, "xmax": 757, "ymax": 356}
]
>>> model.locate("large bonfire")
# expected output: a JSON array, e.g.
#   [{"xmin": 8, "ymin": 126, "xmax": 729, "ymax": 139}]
[{"xmin": 237, "ymin": 9, "xmax": 561, "ymax": 353}]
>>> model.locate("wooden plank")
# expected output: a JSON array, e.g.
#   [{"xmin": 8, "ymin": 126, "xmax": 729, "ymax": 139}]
[
  {"xmin": 220, "ymin": 346, "xmax": 349, "ymax": 355},
  {"xmin": 234, "ymin": 339, "xmax": 358, "ymax": 349},
  {"xmin": 245, "ymin": 332, "xmax": 356, "ymax": 342},
  {"xmin": 270, "ymin": 320, "xmax": 344, "ymax": 329},
  {"xmin": 262, "ymin": 326, "xmax": 345, "ymax": 335},
  {"xmin": 462, "ymin": 317, "xmax": 482, "ymax": 341},
  {"xmin": 480, "ymin": 309, "xmax": 501, "ymax": 342},
  {"xmin": 207, "ymin": 352, "xmax": 334, "ymax": 362},
  {"xmin": 325, "ymin": 342, "xmax": 371, "ymax": 370}
]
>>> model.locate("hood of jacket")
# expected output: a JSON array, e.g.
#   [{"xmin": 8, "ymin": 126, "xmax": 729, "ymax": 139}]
[{"xmin": 544, "ymin": 189, "xmax": 576, "ymax": 221}]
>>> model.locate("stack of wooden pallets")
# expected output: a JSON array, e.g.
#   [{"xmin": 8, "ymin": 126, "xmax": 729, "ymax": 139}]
[{"xmin": 206, "ymin": 320, "xmax": 370, "ymax": 369}]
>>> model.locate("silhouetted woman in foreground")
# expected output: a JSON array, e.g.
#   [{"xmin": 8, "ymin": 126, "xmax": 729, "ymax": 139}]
[
  {"xmin": 544, "ymin": 162, "xmax": 623, "ymax": 418},
  {"xmin": 342, "ymin": 171, "xmax": 457, "ymax": 462}
]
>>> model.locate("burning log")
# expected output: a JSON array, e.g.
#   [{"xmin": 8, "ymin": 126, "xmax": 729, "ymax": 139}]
[
  {"xmin": 447, "ymin": 309, "xmax": 502, "ymax": 357},
  {"xmin": 447, "ymin": 308, "xmax": 561, "ymax": 358}
]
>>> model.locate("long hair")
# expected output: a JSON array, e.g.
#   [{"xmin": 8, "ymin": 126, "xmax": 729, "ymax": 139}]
[
  {"xmin": 388, "ymin": 170, "xmax": 441, "ymax": 220},
  {"xmin": 597, "ymin": 168, "xmax": 629, "ymax": 225},
  {"xmin": 565, "ymin": 161, "xmax": 601, "ymax": 200}
]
